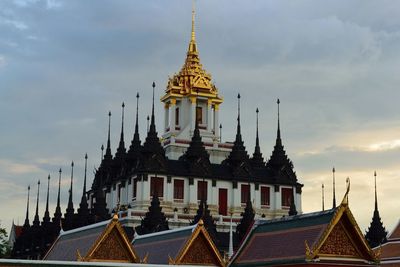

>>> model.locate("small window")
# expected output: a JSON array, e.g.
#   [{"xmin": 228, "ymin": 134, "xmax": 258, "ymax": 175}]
[
  {"xmin": 150, "ymin": 177, "xmax": 164, "ymax": 198},
  {"xmin": 241, "ymin": 184, "xmax": 250, "ymax": 204},
  {"xmin": 175, "ymin": 107, "xmax": 180, "ymax": 126},
  {"xmin": 196, "ymin": 106, "xmax": 203, "ymax": 124},
  {"xmin": 133, "ymin": 178, "xmax": 138, "ymax": 199},
  {"xmin": 261, "ymin": 186, "xmax": 270, "ymax": 206},
  {"xmin": 197, "ymin": 181, "xmax": 207, "ymax": 201},
  {"xmin": 281, "ymin": 188, "xmax": 293, "ymax": 207},
  {"xmin": 174, "ymin": 179, "xmax": 184, "ymax": 200}
]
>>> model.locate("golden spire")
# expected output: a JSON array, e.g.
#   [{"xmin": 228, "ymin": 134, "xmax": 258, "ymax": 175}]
[
  {"xmin": 191, "ymin": 0, "xmax": 196, "ymax": 43},
  {"xmin": 161, "ymin": 0, "xmax": 222, "ymax": 105}
]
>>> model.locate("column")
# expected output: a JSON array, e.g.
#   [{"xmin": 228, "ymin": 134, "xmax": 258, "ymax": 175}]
[
  {"xmin": 214, "ymin": 104, "xmax": 220, "ymax": 139},
  {"xmin": 190, "ymin": 97, "xmax": 196, "ymax": 131},
  {"xmin": 170, "ymin": 99, "xmax": 176, "ymax": 132},
  {"xmin": 254, "ymin": 185, "xmax": 260, "ymax": 209},
  {"xmin": 207, "ymin": 99, "xmax": 212, "ymax": 132},
  {"xmin": 274, "ymin": 185, "xmax": 281, "ymax": 210},
  {"xmin": 164, "ymin": 103, "xmax": 169, "ymax": 132}
]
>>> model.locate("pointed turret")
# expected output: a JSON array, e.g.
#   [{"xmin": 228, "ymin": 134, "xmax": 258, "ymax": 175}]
[
  {"xmin": 33, "ymin": 180, "xmax": 40, "ymax": 227},
  {"xmin": 236, "ymin": 186, "xmax": 255, "ymax": 243},
  {"xmin": 142, "ymin": 82, "xmax": 166, "ymax": 171},
  {"xmin": 104, "ymin": 111, "xmax": 113, "ymax": 161},
  {"xmin": 64, "ymin": 161, "xmax": 75, "ymax": 230},
  {"xmin": 23, "ymin": 185, "xmax": 30, "ymax": 229},
  {"xmin": 136, "ymin": 192, "xmax": 169, "ymax": 235},
  {"xmin": 266, "ymin": 99, "xmax": 296, "ymax": 183},
  {"xmin": 77, "ymin": 154, "xmax": 90, "ymax": 227},
  {"xmin": 223, "ymin": 94, "xmax": 250, "ymax": 167},
  {"xmin": 365, "ymin": 171, "xmax": 387, "ymax": 248},
  {"xmin": 42, "ymin": 175, "xmax": 51, "ymax": 225},
  {"xmin": 115, "ymin": 102, "xmax": 126, "ymax": 159},
  {"xmin": 52, "ymin": 168, "xmax": 62, "ymax": 226},
  {"xmin": 251, "ymin": 108, "xmax": 264, "ymax": 168},
  {"xmin": 127, "ymin": 93, "xmax": 142, "ymax": 167}
]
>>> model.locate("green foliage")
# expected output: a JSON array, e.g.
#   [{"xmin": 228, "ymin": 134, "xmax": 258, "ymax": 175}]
[{"xmin": 0, "ymin": 226, "xmax": 11, "ymax": 258}]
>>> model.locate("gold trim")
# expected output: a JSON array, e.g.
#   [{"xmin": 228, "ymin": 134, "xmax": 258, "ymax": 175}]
[
  {"xmin": 174, "ymin": 219, "xmax": 226, "ymax": 267},
  {"xmin": 81, "ymin": 215, "xmax": 140, "ymax": 263}
]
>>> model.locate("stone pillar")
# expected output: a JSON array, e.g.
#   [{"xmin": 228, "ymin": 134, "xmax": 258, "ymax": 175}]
[
  {"xmin": 214, "ymin": 104, "xmax": 220, "ymax": 139},
  {"xmin": 254, "ymin": 185, "xmax": 260, "ymax": 209},
  {"xmin": 164, "ymin": 103, "xmax": 169, "ymax": 132},
  {"xmin": 207, "ymin": 99, "xmax": 213, "ymax": 132},
  {"xmin": 170, "ymin": 99, "xmax": 176, "ymax": 132},
  {"xmin": 274, "ymin": 185, "xmax": 281, "ymax": 210},
  {"xmin": 190, "ymin": 97, "xmax": 196, "ymax": 131},
  {"xmin": 189, "ymin": 179, "xmax": 196, "ymax": 206}
]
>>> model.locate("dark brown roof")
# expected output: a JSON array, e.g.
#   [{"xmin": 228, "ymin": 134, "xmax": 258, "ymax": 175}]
[
  {"xmin": 44, "ymin": 220, "xmax": 108, "ymax": 261},
  {"xmin": 389, "ymin": 220, "xmax": 400, "ymax": 241},
  {"xmin": 133, "ymin": 224, "xmax": 195, "ymax": 264},
  {"xmin": 380, "ymin": 242, "xmax": 400, "ymax": 260}
]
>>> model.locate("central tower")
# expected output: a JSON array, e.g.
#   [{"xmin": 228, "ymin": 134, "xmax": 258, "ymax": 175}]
[{"xmin": 161, "ymin": 5, "xmax": 229, "ymax": 163}]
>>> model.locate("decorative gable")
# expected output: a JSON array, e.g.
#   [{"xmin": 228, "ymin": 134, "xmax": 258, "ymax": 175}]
[
  {"xmin": 79, "ymin": 215, "xmax": 139, "ymax": 263},
  {"xmin": 173, "ymin": 220, "xmax": 226, "ymax": 267},
  {"xmin": 319, "ymin": 221, "xmax": 360, "ymax": 257}
]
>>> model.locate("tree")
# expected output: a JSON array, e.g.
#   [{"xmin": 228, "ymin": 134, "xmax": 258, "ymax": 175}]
[{"xmin": 0, "ymin": 225, "xmax": 10, "ymax": 258}]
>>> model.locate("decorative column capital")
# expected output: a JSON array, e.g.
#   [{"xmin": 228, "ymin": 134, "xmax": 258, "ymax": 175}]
[
  {"xmin": 170, "ymin": 98, "xmax": 177, "ymax": 105},
  {"xmin": 214, "ymin": 104, "xmax": 220, "ymax": 111}
]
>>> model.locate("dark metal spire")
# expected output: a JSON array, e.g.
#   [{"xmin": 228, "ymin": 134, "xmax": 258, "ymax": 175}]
[
  {"xmin": 276, "ymin": 98, "xmax": 282, "ymax": 145},
  {"xmin": 237, "ymin": 93, "xmax": 241, "ymax": 139},
  {"xmin": 365, "ymin": 171, "xmax": 387, "ymax": 248},
  {"xmin": 332, "ymin": 167, "xmax": 336, "ymax": 208},
  {"xmin": 104, "ymin": 111, "xmax": 112, "ymax": 160},
  {"xmin": 23, "ymin": 185, "xmax": 30, "ymax": 229},
  {"xmin": 67, "ymin": 161, "xmax": 74, "ymax": 213},
  {"xmin": 150, "ymin": 82, "xmax": 156, "ymax": 132},
  {"xmin": 53, "ymin": 168, "xmax": 62, "ymax": 223},
  {"xmin": 147, "ymin": 115, "xmax": 150, "ymax": 133},
  {"xmin": 116, "ymin": 103, "xmax": 126, "ymax": 157},
  {"xmin": 77, "ymin": 154, "xmax": 90, "ymax": 227},
  {"xmin": 128, "ymin": 93, "xmax": 141, "ymax": 158},
  {"xmin": 251, "ymin": 107, "xmax": 264, "ymax": 167},
  {"xmin": 143, "ymin": 82, "xmax": 165, "ymax": 160},
  {"xmin": 43, "ymin": 175, "xmax": 51, "ymax": 224},
  {"xmin": 33, "ymin": 180, "xmax": 40, "ymax": 227}
]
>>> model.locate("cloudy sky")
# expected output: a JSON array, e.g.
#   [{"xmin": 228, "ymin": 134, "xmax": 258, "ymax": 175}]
[{"xmin": 1, "ymin": 0, "xmax": 400, "ymax": 235}]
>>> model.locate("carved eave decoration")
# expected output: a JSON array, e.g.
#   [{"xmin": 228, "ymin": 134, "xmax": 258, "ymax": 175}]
[
  {"xmin": 77, "ymin": 214, "xmax": 140, "ymax": 263},
  {"xmin": 305, "ymin": 184, "xmax": 377, "ymax": 263},
  {"xmin": 169, "ymin": 219, "xmax": 226, "ymax": 267}
]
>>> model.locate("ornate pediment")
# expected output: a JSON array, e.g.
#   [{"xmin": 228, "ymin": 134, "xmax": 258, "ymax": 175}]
[
  {"xmin": 318, "ymin": 222, "xmax": 360, "ymax": 257},
  {"xmin": 79, "ymin": 215, "xmax": 139, "ymax": 263}
]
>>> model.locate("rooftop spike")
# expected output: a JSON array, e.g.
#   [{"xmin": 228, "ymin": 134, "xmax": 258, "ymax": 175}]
[
  {"xmin": 116, "ymin": 103, "xmax": 126, "ymax": 157},
  {"xmin": 23, "ymin": 185, "xmax": 30, "ymax": 229},
  {"xmin": 78, "ymin": 154, "xmax": 90, "ymax": 227},
  {"xmin": 191, "ymin": 0, "xmax": 196, "ymax": 42},
  {"xmin": 64, "ymin": 161, "xmax": 75, "ymax": 230},
  {"xmin": 151, "ymin": 82, "xmax": 156, "ymax": 131},
  {"xmin": 67, "ymin": 161, "xmax": 74, "ymax": 214},
  {"xmin": 33, "ymin": 179, "xmax": 40, "ymax": 227},
  {"xmin": 43, "ymin": 174, "xmax": 51, "ymax": 224},
  {"xmin": 251, "ymin": 107, "xmax": 264, "ymax": 167},
  {"xmin": 332, "ymin": 167, "xmax": 336, "ymax": 208},
  {"xmin": 104, "ymin": 111, "xmax": 112, "ymax": 160},
  {"xmin": 53, "ymin": 168, "xmax": 62, "ymax": 223},
  {"xmin": 277, "ymin": 98, "xmax": 281, "ymax": 144},
  {"xmin": 365, "ymin": 171, "xmax": 387, "ymax": 248},
  {"xmin": 128, "ymin": 93, "xmax": 141, "ymax": 157},
  {"xmin": 100, "ymin": 144, "xmax": 104, "ymax": 161}
]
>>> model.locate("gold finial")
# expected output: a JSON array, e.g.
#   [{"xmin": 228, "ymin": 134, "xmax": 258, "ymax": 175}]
[{"xmin": 191, "ymin": 0, "xmax": 196, "ymax": 42}]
